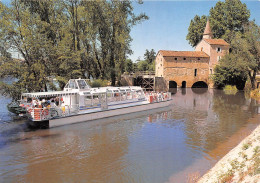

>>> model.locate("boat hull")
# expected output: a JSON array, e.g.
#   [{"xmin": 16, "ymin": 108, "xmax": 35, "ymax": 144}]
[{"xmin": 48, "ymin": 100, "xmax": 172, "ymax": 128}]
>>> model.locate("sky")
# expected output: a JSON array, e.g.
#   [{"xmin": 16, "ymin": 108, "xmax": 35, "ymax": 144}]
[
  {"xmin": 1, "ymin": 0, "xmax": 259, "ymax": 61},
  {"xmin": 130, "ymin": 0, "xmax": 260, "ymax": 62}
]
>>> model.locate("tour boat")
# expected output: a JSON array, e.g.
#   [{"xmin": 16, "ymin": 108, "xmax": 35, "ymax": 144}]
[{"xmin": 19, "ymin": 79, "xmax": 172, "ymax": 128}]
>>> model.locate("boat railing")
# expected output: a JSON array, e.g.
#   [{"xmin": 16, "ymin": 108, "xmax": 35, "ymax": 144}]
[
  {"xmin": 29, "ymin": 107, "xmax": 52, "ymax": 121},
  {"xmin": 145, "ymin": 92, "xmax": 171, "ymax": 103},
  {"xmin": 107, "ymin": 91, "xmax": 145, "ymax": 104},
  {"xmin": 28, "ymin": 103, "xmax": 81, "ymax": 121}
]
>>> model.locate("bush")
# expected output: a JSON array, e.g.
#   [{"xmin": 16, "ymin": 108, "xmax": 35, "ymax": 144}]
[
  {"xmin": 90, "ymin": 79, "xmax": 109, "ymax": 88},
  {"xmin": 250, "ymin": 88, "xmax": 260, "ymax": 101},
  {"xmin": 224, "ymin": 85, "xmax": 238, "ymax": 95}
]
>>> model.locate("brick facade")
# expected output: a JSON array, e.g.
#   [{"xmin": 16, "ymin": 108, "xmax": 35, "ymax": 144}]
[{"xmin": 155, "ymin": 20, "xmax": 229, "ymax": 89}]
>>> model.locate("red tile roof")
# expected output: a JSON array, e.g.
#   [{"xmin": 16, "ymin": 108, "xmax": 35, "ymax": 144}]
[
  {"xmin": 204, "ymin": 39, "xmax": 229, "ymax": 46},
  {"xmin": 159, "ymin": 50, "xmax": 209, "ymax": 58}
]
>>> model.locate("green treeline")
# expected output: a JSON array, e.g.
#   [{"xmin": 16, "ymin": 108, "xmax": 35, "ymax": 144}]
[
  {"xmin": 187, "ymin": 0, "xmax": 260, "ymax": 90},
  {"xmin": 0, "ymin": 0, "xmax": 148, "ymax": 99}
]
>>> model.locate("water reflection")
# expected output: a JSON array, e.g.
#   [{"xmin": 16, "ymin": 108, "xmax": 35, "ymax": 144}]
[{"xmin": 0, "ymin": 89, "xmax": 259, "ymax": 183}]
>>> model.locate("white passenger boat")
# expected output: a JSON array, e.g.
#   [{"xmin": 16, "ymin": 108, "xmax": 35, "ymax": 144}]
[{"xmin": 20, "ymin": 79, "xmax": 172, "ymax": 128}]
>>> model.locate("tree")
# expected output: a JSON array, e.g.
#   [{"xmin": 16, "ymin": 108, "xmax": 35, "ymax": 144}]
[
  {"xmin": 213, "ymin": 22, "xmax": 260, "ymax": 89},
  {"xmin": 144, "ymin": 49, "xmax": 156, "ymax": 64},
  {"xmin": 136, "ymin": 49, "xmax": 156, "ymax": 71},
  {"xmin": 186, "ymin": 0, "xmax": 250, "ymax": 47},
  {"xmin": 186, "ymin": 15, "xmax": 207, "ymax": 47},
  {"xmin": 124, "ymin": 59, "xmax": 133, "ymax": 73},
  {"xmin": 0, "ymin": 0, "xmax": 148, "ymax": 100}
]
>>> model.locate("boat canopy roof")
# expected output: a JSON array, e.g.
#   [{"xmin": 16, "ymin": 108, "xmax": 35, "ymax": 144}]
[{"xmin": 22, "ymin": 91, "xmax": 78, "ymax": 98}]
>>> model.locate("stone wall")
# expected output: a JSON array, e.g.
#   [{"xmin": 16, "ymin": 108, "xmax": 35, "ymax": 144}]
[
  {"xmin": 120, "ymin": 75, "xmax": 134, "ymax": 86},
  {"xmin": 154, "ymin": 77, "xmax": 168, "ymax": 92},
  {"xmin": 163, "ymin": 57, "xmax": 209, "ymax": 88}
]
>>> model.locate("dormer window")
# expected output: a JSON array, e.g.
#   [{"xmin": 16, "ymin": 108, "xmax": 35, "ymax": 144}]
[
  {"xmin": 217, "ymin": 47, "xmax": 221, "ymax": 52},
  {"xmin": 201, "ymin": 47, "xmax": 203, "ymax": 51},
  {"xmin": 198, "ymin": 58, "xmax": 200, "ymax": 60},
  {"xmin": 184, "ymin": 58, "xmax": 186, "ymax": 60},
  {"xmin": 175, "ymin": 58, "xmax": 177, "ymax": 60}
]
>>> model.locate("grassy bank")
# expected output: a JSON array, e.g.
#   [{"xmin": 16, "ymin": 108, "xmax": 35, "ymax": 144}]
[{"xmin": 198, "ymin": 124, "xmax": 260, "ymax": 183}]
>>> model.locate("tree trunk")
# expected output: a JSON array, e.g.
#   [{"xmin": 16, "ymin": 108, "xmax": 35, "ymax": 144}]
[
  {"xmin": 248, "ymin": 70, "xmax": 256, "ymax": 89},
  {"xmin": 110, "ymin": 24, "xmax": 116, "ymax": 86}
]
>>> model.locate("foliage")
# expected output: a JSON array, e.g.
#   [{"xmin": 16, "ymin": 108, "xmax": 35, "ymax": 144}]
[
  {"xmin": 136, "ymin": 49, "xmax": 156, "ymax": 71},
  {"xmin": 250, "ymin": 89, "xmax": 260, "ymax": 101},
  {"xmin": 0, "ymin": 0, "xmax": 148, "ymax": 100},
  {"xmin": 213, "ymin": 22, "xmax": 260, "ymax": 90},
  {"xmin": 186, "ymin": 15, "xmax": 207, "ymax": 47},
  {"xmin": 223, "ymin": 85, "xmax": 238, "ymax": 95},
  {"xmin": 124, "ymin": 59, "xmax": 134, "ymax": 73},
  {"xmin": 186, "ymin": 0, "xmax": 250, "ymax": 46},
  {"xmin": 144, "ymin": 49, "xmax": 156, "ymax": 64},
  {"xmin": 212, "ymin": 55, "xmax": 247, "ymax": 90},
  {"xmin": 90, "ymin": 79, "xmax": 109, "ymax": 88}
]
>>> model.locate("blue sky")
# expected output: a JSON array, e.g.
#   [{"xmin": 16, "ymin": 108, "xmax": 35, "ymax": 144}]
[{"xmin": 130, "ymin": 0, "xmax": 260, "ymax": 61}]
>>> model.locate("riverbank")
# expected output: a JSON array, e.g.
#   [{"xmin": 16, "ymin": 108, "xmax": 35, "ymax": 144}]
[{"xmin": 198, "ymin": 123, "xmax": 260, "ymax": 183}]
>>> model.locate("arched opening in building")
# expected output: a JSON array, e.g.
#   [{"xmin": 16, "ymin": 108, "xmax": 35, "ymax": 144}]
[
  {"xmin": 169, "ymin": 81, "xmax": 177, "ymax": 88},
  {"xmin": 181, "ymin": 81, "xmax": 186, "ymax": 88},
  {"xmin": 169, "ymin": 81, "xmax": 177, "ymax": 94},
  {"xmin": 192, "ymin": 81, "xmax": 208, "ymax": 88}
]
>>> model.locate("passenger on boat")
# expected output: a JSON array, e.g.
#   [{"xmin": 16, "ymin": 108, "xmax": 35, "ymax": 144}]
[
  {"xmin": 61, "ymin": 101, "xmax": 65, "ymax": 115},
  {"xmin": 50, "ymin": 99, "xmax": 57, "ymax": 108},
  {"xmin": 32, "ymin": 98, "xmax": 37, "ymax": 107},
  {"xmin": 55, "ymin": 97, "xmax": 59, "ymax": 106}
]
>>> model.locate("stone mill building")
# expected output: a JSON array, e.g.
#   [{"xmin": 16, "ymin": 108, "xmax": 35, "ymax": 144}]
[{"xmin": 155, "ymin": 20, "xmax": 229, "ymax": 90}]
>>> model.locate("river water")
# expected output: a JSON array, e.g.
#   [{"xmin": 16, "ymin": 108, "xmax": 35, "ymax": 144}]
[{"xmin": 0, "ymin": 88, "xmax": 259, "ymax": 183}]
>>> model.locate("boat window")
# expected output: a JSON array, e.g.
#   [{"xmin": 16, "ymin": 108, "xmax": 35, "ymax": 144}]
[
  {"xmin": 77, "ymin": 80, "xmax": 89, "ymax": 89},
  {"xmin": 84, "ymin": 95, "xmax": 92, "ymax": 107},
  {"xmin": 92, "ymin": 94, "xmax": 100, "ymax": 107},
  {"xmin": 69, "ymin": 80, "xmax": 76, "ymax": 89}
]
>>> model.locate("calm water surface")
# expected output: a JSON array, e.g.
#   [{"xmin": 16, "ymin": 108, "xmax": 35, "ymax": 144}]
[{"xmin": 0, "ymin": 88, "xmax": 259, "ymax": 183}]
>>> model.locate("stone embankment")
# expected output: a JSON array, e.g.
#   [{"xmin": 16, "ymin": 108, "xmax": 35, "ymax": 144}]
[{"xmin": 198, "ymin": 124, "xmax": 260, "ymax": 183}]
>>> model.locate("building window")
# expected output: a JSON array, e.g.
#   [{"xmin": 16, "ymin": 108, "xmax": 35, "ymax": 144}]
[
  {"xmin": 210, "ymin": 69, "xmax": 213, "ymax": 74},
  {"xmin": 201, "ymin": 47, "xmax": 203, "ymax": 51},
  {"xmin": 160, "ymin": 64, "xmax": 162, "ymax": 66},
  {"xmin": 194, "ymin": 69, "xmax": 197, "ymax": 77},
  {"xmin": 198, "ymin": 58, "xmax": 200, "ymax": 60},
  {"xmin": 184, "ymin": 58, "xmax": 186, "ymax": 60},
  {"xmin": 175, "ymin": 58, "xmax": 177, "ymax": 60},
  {"xmin": 217, "ymin": 47, "xmax": 221, "ymax": 52},
  {"xmin": 217, "ymin": 56, "xmax": 221, "ymax": 61}
]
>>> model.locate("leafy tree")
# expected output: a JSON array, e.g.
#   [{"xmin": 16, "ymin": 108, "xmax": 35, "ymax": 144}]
[
  {"xmin": 144, "ymin": 49, "xmax": 156, "ymax": 64},
  {"xmin": 0, "ymin": 0, "xmax": 148, "ymax": 100},
  {"xmin": 136, "ymin": 60, "xmax": 149, "ymax": 71},
  {"xmin": 213, "ymin": 22, "xmax": 260, "ymax": 89},
  {"xmin": 213, "ymin": 55, "xmax": 248, "ymax": 90},
  {"xmin": 186, "ymin": 0, "xmax": 250, "ymax": 47},
  {"xmin": 124, "ymin": 59, "xmax": 134, "ymax": 73},
  {"xmin": 135, "ymin": 49, "xmax": 156, "ymax": 71},
  {"xmin": 186, "ymin": 15, "xmax": 207, "ymax": 47}
]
